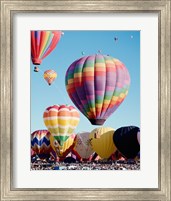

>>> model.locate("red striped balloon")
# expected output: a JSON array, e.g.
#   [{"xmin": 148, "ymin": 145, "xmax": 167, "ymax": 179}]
[{"xmin": 31, "ymin": 30, "xmax": 62, "ymax": 65}]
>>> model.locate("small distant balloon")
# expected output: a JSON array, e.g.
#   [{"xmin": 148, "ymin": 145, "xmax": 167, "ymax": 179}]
[
  {"xmin": 81, "ymin": 51, "xmax": 85, "ymax": 55},
  {"xmin": 34, "ymin": 66, "xmax": 39, "ymax": 72},
  {"xmin": 44, "ymin": 69, "xmax": 57, "ymax": 85},
  {"xmin": 114, "ymin": 37, "xmax": 118, "ymax": 42}
]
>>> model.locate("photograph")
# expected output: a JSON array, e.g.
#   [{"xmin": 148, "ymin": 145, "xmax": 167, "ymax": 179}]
[
  {"xmin": 31, "ymin": 30, "xmax": 140, "ymax": 171},
  {"xmin": 1, "ymin": 0, "xmax": 170, "ymax": 200}
]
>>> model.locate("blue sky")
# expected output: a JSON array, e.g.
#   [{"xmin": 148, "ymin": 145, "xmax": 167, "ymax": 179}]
[{"xmin": 31, "ymin": 31, "xmax": 140, "ymax": 133}]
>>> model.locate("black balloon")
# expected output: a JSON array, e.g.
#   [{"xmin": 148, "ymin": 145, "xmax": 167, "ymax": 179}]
[{"xmin": 113, "ymin": 126, "xmax": 140, "ymax": 159}]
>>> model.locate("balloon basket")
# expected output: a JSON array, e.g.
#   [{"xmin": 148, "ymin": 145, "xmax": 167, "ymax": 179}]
[
  {"xmin": 89, "ymin": 119, "xmax": 106, "ymax": 125},
  {"xmin": 32, "ymin": 58, "xmax": 42, "ymax": 65}
]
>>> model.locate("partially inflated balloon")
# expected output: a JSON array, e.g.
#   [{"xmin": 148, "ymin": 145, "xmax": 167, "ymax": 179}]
[
  {"xmin": 113, "ymin": 126, "xmax": 140, "ymax": 159},
  {"xmin": 89, "ymin": 127, "xmax": 116, "ymax": 159},
  {"xmin": 44, "ymin": 69, "xmax": 57, "ymax": 85},
  {"xmin": 43, "ymin": 105, "xmax": 80, "ymax": 146},
  {"xmin": 73, "ymin": 132, "xmax": 94, "ymax": 159},
  {"xmin": 65, "ymin": 54, "xmax": 130, "ymax": 125},
  {"xmin": 50, "ymin": 133, "xmax": 76, "ymax": 157},
  {"xmin": 31, "ymin": 130, "xmax": 51, "ymax": 158},
  {"xmin": 31, "ymin": 30, "xmax": 62, "ymax": 65}
]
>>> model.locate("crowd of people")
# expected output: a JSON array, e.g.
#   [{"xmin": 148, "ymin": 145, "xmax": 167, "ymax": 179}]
[{"xmin": 31, "ymin": 158, "xmax": 140, "ymax": 170}]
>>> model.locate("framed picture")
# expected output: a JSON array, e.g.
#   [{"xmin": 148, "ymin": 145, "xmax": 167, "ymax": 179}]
[{"xmin": 0, "ymin": 0, "xmax": 170, "ymax": 200}]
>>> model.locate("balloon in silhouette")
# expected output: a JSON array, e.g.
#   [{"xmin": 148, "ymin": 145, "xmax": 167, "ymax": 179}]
[
  {"xmin": 65, "ymin": 54, "xmax": 130, "ymax": 125},
  {"xmin": 113, "ymin": 126, "xmax": 140, "ymax": 159},
  {"xmin": 114, "ymin": 37, "xmax": 118, "ymax": 41}
]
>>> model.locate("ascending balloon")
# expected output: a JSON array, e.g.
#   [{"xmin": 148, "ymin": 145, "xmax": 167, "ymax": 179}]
[
  {"xmin": 65, "ymin": 54, "xmax": 130, "ymax": 125},
  {"xmin": 89, "ymin": 127, "xmax": 117, "ymax": 159},
  {"xmin": 34, "ymin": 66, "xmax": 39, "ymax": 72},
  {"xmin": 81, "ymin": 51, "xmax": 85, "ymax": 55},
  {"xmin": 113, "ymin": 126, "xmax": 140, "ymax": 159},
  {"xmin": 43, "ymin": 105, "xmax": 80, "ymax": 146},
  {"xmin": 31, "ymin": 130, "xmax": 51, "ymax": 159},
  {"xmin": 31, "ymin": 30, "xmax": 62, "ymax": 65},
  {"xmin": 73, "ymin": 132, "xmax": 94, "ymax": 159},
  {"xmin": 44, "ymin": 69, "xmax": 57, "ymax": 85},
  {"xmin": 114, "ymin": 37, "xmax": 118, "ymax": 41}
]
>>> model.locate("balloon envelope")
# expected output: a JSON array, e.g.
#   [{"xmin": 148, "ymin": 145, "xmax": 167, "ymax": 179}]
[
  {"xmin": 137, "ymin": 131, "xmax": 140, "ymax": 144},
  {"xmin": 65, "ymin": 54, "xmax": 130, "ymax": 125},
  {"xmin": 31, "ymin": 130, "xmax": 51, "ymax": 157},
  {"xmin": 89, "ymin": 127, "xmax": 116, "ymax": 159},
  {"xmin": 44, "ymin": 69, "xmax": 57, "ymax": 85},
  {"xmin": 43, "ymin": 105, "xmax": 80, "ymax": 146},
  {"xmin": 73, "ymin": 132, "xmax": 94, "ymax": 159},
  {"xmin": 113, "ymin": 126, "xmax": 140, "ymax": 159},
  {"xmin": 50, "ymin": 133, "xmax": 76, "ymax": 157},
  {"xmin": 31, "ymin": 30, "xmax": 62, "ymax": 65}
]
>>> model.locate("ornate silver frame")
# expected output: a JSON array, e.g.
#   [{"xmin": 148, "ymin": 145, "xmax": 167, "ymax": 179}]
[{"xmin": 0, "ymin": 1, "xmax": 170, "ymax": 200}]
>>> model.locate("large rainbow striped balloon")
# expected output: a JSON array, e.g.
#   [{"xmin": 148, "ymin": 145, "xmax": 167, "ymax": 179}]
[
  {"xmin": 65, "ymin": 54, "xmax": 130, "ymax": 125},
  {"xmin": 31, "ymin": 30, "xmax": 61, "ymax": 65},
  {"xmin": 43, "ymin": 105, "xmax": 80, "ymax": 146}
]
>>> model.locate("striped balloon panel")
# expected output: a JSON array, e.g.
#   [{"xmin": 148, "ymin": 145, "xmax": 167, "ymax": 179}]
[
  {"xmin": 50, "ymin": 133, "xmax": 76, "ymax": 157},
  {"xmin": 31, "ymin": 30, "xmax": 61, "ymax": 65},
  {"xmin": 44, "ymin": 69, "xmax": 57, "ymax": 85},
  {"xmin": 73, "ymin": 132, "xmax": 94, "ymax": 159},
  {"xmin": 31, "ymin": 130, "xmax": 51, "ymax": 155},
  {"xmin": 43, "ymin": 105, "xmax": 80, "ymax": 146},
  {"xmin": 65, "ymin": 54, "xmax": 130, "ymax": 124}
]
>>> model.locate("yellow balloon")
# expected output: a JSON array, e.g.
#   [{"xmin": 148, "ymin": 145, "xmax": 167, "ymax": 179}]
[
  {"xmin": 89, "ymin": 127, "xmax": 116, "ymax": 159},
  {"xmin": 50, "ymin": 133, "xmax": 76, "ymax": 157}
]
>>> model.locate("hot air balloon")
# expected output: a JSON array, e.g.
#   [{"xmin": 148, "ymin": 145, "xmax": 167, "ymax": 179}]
[
  {"xmin": 89, "ymin": 127, "xmax": 117, "ymax": 159},
  {"xmin": 73, "ymin": 132, "xmax": 94, "ymax": 160},
  {"xmin": 44, "ymin": 69, "xmax": 57, "ymax": 85},
  {"xmin": 34, "ymin": 66, "xmax": 39, "ymax": 72},
  {"xmin": 50, "ymin": 133, "xmax": 76, "ymax": 157},
  {"xmin": 31, "ymin": 130, "xmax": 52, "ymax": 159},
  {"xmin": 114, "ymin": 37, "xmax": 118, "ymax": 41},
  {"xmin": 113, "ymin": 126, "xmax": 140, "ymax": 159},
  {"xmin": 65, "ymin": 54, "xmax": 130, "ymax": 125},
  {"xmin": 43, "ymin": 105, "xmax": 80, "ymax": 147},
  {"xmin": 81, "ymin": 51, "xmax": 85, "ymax": 55},
  {"xmin": 31, "ymin": 30, "xmax": 62, "ymax": 65}
]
